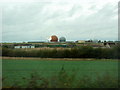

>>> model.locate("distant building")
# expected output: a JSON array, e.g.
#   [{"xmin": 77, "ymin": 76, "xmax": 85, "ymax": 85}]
[
  {"xmin": 93, "ymin": 40, "xmax": 98, "ymax": 43},
  {"xmin": 14, "ymin": 44, "xmax": 35, "ymax": 48},
  {"xmin": 104, "ymin": 42, "xmax": 116, "ymax": 48},
  {"xmin": 76, "ymin": 40, "xmax": 86, "ymax": 43}
]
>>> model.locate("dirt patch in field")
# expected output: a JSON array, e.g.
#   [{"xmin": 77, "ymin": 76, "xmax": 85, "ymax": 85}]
[
  {"xmin": 2, "ymin": 57, "xmax": 97, "ymax": 61},
  {"xmin": 1, "ymin": 57, "xmax": 118, "ymax": 61}
]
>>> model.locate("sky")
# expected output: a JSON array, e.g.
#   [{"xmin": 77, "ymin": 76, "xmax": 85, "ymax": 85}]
[{"xmin": 0, "ymin": 0, "xmax": 119, "ymax": 42}]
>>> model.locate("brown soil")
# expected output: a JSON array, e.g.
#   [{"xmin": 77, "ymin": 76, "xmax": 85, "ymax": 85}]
[
  {"xmin": 1, "ymin": 57, "xmax": 97, "ymax": 61},
  {"xmin": 2, "ymin": 57, "xmax": 118, "ymax": 61}
]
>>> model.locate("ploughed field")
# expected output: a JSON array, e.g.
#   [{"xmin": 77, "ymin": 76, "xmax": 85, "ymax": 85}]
[{"xmin": 2, "ymin": 58, "xmax": 119, "ymax": 88}]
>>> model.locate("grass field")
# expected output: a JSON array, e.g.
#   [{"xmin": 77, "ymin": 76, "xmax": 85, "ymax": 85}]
[{"xmin": 2, "ymin": 58, "xmax": 119, "ymax": 88}]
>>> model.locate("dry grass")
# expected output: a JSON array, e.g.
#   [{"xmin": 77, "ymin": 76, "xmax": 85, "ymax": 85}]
[{"xmin": 15, "ymin": 47, "xmax": 72, "ymax": 51}]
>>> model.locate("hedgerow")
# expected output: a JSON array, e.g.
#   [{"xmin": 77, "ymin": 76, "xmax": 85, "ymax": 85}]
[{"xmin": 2, "ymin": 46, "xmax": 120, "ymax": 59}]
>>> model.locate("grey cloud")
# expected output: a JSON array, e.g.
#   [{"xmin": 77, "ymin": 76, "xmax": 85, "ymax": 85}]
[
  {"xmin": 53, "ymin": 4, "xmax": 117, "ymax": 40},
  {"xmin": 2, "ymin": 2, "xmax": 118, "ymax": 42},
  {"xmin": 3, "ymin": 3, "xmax": 46, "ymax": 25}
]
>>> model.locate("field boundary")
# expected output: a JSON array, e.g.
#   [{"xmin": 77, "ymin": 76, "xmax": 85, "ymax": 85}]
[{"xmin": 1, "ymin": 57, "xmax": 119, "ymax": 61}]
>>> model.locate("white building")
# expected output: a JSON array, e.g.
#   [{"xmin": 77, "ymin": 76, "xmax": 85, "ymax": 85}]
[{"xmin": 14, "ymin": 45, "xmax": 35, "ymax": 48}]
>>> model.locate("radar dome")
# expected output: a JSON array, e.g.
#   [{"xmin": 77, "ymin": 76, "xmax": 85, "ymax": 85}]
[
  {"xmin": 49, "ymin": 35, "xmax": 58, "ymax": 42},
  {"xmin": 59, "ymin": 37, "xmax": 66, "ymax": 42}
]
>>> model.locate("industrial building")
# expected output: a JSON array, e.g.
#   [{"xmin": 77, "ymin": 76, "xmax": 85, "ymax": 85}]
[{"xmin": 1, "ymin": 35, "xmax": 119, "ymax": 49}]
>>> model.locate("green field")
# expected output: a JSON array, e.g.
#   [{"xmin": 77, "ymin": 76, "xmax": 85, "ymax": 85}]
[{"xmin": 2, "ymin": 59, "xmax": 119, "ymax": 88}]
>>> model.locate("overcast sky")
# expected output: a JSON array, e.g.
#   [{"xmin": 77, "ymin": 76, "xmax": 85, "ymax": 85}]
[{"xmin": 0, "ymin": 0, "xmax": 119, "ymax": 42}]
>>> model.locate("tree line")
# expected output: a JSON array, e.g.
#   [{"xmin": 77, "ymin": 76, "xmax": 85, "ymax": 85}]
[{"xmin": 2, "ymin": 46, "xmax": 120, "ymax": 59}]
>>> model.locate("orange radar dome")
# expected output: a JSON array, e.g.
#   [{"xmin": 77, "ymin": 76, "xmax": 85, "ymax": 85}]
[{"xmin": 49, "ymin": 35, "xmax": 58, "ymax": 42}]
